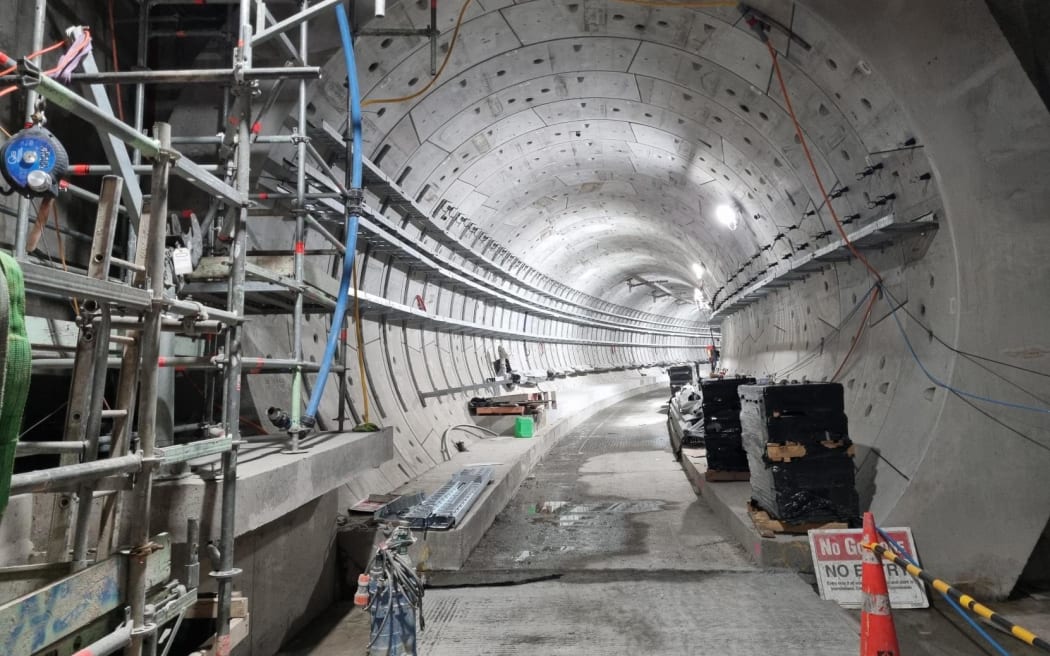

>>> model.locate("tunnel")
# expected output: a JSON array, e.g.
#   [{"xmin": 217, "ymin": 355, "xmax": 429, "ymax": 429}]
[{"xmin": 0, "ymin": 0, "xmax": 1048, "ymax": 654}]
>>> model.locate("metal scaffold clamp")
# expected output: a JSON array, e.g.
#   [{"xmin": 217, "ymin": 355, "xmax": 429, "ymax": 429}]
[{"xmin": 346, "ymin": 188, "xmax": 364, "ymax": 216}]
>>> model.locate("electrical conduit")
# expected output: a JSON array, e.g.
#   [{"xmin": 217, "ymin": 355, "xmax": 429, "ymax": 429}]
[{"xmin": 304, "ymin": 3, "xmax": 362, "ymax": 426}]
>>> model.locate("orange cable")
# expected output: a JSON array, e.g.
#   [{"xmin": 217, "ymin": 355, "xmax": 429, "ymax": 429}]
[
  {"xmin": 765, "ymin": 40, "xmax": 883, "ymax": 283},
  {"xmin": 351, "ymin": 260, "xmax": 370, "ymax": 423},
  {"xmin": 107, "ymin": 0, "xmax": 125, "ymax": 120},
  {"xmin": 49, "ymin": 201, "xmax": 80, "ymax": 316},
  {"xmin": 0, "ymin": 39, "xmax": 75, "ymax": 100},
  {"xmin": 611, "ymin": 0, "xmax": 736, "ymax": 6},
  {"xmin": 0, "ymin": 40, "xmax": 67, "ymax": 75},
  {"xmin": 830, "ymin": 287, "xmax": 878, "ymax": 382},
  {"xmin": 362, "ymin": 0, "xmax": 474, "ymax": 107}
]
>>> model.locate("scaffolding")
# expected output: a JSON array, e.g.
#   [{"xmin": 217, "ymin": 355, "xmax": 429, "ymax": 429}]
[{"xmin": 0, "ymin": 2, "xmax": 709, "ymax": 654}]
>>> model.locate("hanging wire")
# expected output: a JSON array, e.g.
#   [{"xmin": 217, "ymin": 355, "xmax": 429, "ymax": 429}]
[{"xmin": 362, "ymin": 0, "xmax": 475, "ymax": 107}]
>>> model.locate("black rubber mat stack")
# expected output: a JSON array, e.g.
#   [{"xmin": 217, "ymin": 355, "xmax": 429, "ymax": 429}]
[
  {"xmin": 740, "ymin": 383, "xmax": 859, "ymax": 524},
  {"xmin": 687, "ymin": 377, "xmax": 756, "ymax": 470},
  {"xmin": 667, "ymin": 364, "xmax": 695, "ymax": 395}
]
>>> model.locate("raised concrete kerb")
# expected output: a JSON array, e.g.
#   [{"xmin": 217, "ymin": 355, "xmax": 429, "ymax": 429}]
[
  {"xmin": 678, "ymin": 448, "xmax": 814, "ymax": 573},
  {"xmin": 402, "ymin": 380, "xmax": 668, "ymax": 570},
  {"xmin": 151, "ymin": 427, "xmax": 394, "ymax": 542}
]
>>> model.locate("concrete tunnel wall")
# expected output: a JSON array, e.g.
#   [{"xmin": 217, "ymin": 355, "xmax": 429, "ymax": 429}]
[
  {"xmin": 0, "ymin": 0, "xmax": 1046, "ymax": 620},
  {"xmin": 205, "ymin": 0, "xmax": 1050, "ymax": 600}
]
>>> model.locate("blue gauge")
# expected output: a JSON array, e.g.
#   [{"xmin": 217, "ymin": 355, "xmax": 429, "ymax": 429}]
[{"xmin": 1, "ymin": 126, "xmax": 68, "ymax": 197}]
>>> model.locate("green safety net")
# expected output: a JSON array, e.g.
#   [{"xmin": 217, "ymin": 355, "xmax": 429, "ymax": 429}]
[{"xmin": 0, "ymin": 253, "xmax": 30, "ymax": 523}]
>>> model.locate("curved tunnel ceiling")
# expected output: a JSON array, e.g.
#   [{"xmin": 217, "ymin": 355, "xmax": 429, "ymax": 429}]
[{"xmin": 292, "ymin": 0, "xmax": 942, "ymax": 318}]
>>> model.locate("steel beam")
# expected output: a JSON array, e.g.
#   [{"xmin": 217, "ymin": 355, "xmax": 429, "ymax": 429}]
[{"xmin": 79, "ymin": 56, "xmax": 144, "ymax": 229}]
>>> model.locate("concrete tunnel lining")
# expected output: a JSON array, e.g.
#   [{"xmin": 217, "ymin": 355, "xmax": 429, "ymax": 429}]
[
  {"xmin": 205, "ymin": 0, "xmax": 1050, "ymax": 599},
  {"xmin": 0, "ymin": 6, "xmax": 1044, "ymax": 651}
]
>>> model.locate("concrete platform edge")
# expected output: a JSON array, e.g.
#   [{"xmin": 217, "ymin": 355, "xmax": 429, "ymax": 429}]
[
  {"xmin": 413, "ymin": 380, "xmax": 668, "ymax": 570},
  {"xmin": 678, "ymin": 447, "xmax": 816, "ymax": 573}
]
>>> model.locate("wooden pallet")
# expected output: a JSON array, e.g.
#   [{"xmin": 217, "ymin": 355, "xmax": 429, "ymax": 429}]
[
  {"xmin": 705, "ymin": 469, "xmax": 750, "ymax": 482},
  {"xmin": 474, "ymin": 405, "xmax": 525, "ymax": 415},
  {"xmin": 747, "ymin": 502, "xmax": 847, "ymax": 538},
  {"xmin": 765, "ymin": 440, "xmax": 856, "ymax": 463}
]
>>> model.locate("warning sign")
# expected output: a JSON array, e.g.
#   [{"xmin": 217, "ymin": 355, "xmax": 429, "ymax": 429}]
[{"xmin": 808, "ymin": 527, "xmax": 929, "ymax": 609}]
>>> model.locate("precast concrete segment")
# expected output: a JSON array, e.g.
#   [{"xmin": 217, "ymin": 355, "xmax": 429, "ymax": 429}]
[{"xmin": 464, "ymin": 389, "xmax": 753, "ymax": 572}]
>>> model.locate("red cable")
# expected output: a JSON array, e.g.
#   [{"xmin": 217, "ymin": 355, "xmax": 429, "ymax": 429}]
[
  {"xmin": 831, "ymin": 287, "xmax": 879, "ymax": 382},
  {"xmin": 765, "ymin": 40, "xmax": 883, "ymax": 283},
  {"xmin": 107, "ymin": 0, "xmax": 125, "ymax": 120},
  {"xmin": 0, "ymin": 40, "xmax": 69, "ymax": 101}
]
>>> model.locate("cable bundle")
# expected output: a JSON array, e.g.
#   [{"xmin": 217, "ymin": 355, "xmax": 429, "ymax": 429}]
[
  {"xmin": 365, "ymin": 533, "xmax": 425, "ymax": 656},
  {"xmin": 52, "ymin": 27, "xmax": 92, "ymax": 82}
]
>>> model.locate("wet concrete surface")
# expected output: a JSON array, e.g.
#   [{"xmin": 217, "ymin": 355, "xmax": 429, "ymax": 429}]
[
  {"xmin": 462, "ymin": 391, "xmax": 753, "ymax": 572},
  {"xmin": 280, "ymin": 389, "xmax": 1050, "ymax": 655}
]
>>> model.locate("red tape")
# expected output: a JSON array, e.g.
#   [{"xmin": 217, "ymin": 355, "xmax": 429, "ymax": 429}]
[
  {"xmin": 251, "ymin": 122, "xmax": 262, "ymax": 135},
  {"xmin": 295, "ymin": 241, "xmax": 305, "ymax": 254},
  {"xmin": 257, "ymin": 192, "xmax": 269, "ymax": 200},
  {"xmin": 157, "ymin": 356, "xmax": 167, "ymax": 367},
  {"xmin": 251, "ymin": 357, "xmax": 264, "ymax": 374},
  {"xmin": 71, "ymin": 164, "xmax": 90, "ymax": 176},
  {"xmin": 181, "ymin": 209, "xmax": 193, "ymax": 219}
]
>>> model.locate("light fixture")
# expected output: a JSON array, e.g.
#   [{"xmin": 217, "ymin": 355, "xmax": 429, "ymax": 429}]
[
  {"xmin": 691, "ymin": 262, "xmax": 705, "ymax": 278},
  {"xmin": 693, "ymin": 287, "xmax": 709, "ymax": 308},
  {"xmin": 715, "ymin": 203, "xmax": 738, "ymax": 230}
]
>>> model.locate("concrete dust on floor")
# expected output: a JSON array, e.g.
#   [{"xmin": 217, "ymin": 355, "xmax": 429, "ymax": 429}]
[{"xmin": 420, "ymin": 572, "xmax": 857, "ymax": 656}]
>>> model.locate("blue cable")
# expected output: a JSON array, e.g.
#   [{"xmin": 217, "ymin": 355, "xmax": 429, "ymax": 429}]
[
  {"xmin": 884, "ymin": 292, "xmax": 1050, "ymax": 415},
  {"xmin": 876, "ymin": 527, "xmax": 1011, "ymax": 656},
  {"xmin": 304, "ymin": 2, "xmax": 363, "ymax": 423}
]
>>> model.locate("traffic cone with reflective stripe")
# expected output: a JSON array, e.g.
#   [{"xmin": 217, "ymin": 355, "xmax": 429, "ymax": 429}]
[{"xmin": 860, "ymin": 511, "xmax": 900, "ymax": 656}]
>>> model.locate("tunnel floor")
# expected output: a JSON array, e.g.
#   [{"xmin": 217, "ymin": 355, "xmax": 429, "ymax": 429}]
[{"xmin": 279, "ymin": 389, "xmax": 1050, "ymax": 655}]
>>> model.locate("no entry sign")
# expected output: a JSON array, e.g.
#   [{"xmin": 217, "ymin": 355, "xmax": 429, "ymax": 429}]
[{"xmin": 808, "ymin": 527, "xmax": 930, "ymax": 609}]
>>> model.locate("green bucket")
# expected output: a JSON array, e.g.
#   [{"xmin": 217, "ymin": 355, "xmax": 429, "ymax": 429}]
[{"xmin": 514, "ymin": 416, "xmax": 535, "ymax": 438}]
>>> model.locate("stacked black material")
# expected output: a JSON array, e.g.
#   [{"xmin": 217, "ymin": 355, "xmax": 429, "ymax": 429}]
[
  {"xmin": 740, "ymin": 382, "xmax": 859, "ymax": 524},
  {"xmin": 667, "ymin": 365, "xmax": 694, "ymax": 395},
  {"xmin": 684, "ymin": 377, "xmax": 755, "ymax": 471}
]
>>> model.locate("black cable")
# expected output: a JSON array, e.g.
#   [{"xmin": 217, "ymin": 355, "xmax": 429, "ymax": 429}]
[
  {"xmin": 949, "ymin": 388, "xmax": 1050, "ymax": 455},
  {"xmin": 772, "ymin": 283, "xmax": 876, "ymax": 379},
  {"xmin": 881, "ymin": 285, "xmax": 1050, "ymax": 383}
]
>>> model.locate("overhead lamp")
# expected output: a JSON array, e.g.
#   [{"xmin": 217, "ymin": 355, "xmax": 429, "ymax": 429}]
[
  {"xmin": 715, "ymin": 203, "xmax": 738, "ymax": 230},
  {"xmin": 693, "ymin": 287, "xmax": 709, "ymax": 308},
  {"xmin": 691, "ymin": 262, "xmax": 705, "ymax": 278}
]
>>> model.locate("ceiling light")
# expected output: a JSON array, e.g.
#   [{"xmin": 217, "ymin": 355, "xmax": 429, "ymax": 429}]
[
  {"xmin": 715, "ymin": 204, "xmax": 738, "ymax": 230},
  {"xmin": 694, "ymin": 287, "xmax": 709, "ymax": 307},
  {"xmin": 691, "ymin": 262, "xmax": 705, "ymax": 278}
]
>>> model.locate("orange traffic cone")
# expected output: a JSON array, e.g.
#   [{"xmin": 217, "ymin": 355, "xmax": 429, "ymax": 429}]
[{"xmin": 860, "ymin": 511, "xmax": 900, "ymax": 656}]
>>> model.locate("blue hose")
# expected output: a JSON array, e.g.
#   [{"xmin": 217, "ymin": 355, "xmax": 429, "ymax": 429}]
[{"xmin": 304, "ymin": 3, "xmax": 363, "ymax": 424}]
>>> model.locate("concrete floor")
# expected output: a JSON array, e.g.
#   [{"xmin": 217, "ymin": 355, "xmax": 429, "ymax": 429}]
[{"xmin": 279, "ymin": 390, "xmax": 1050, "ymax": 655}]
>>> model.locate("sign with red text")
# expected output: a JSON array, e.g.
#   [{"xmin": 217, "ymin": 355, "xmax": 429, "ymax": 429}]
[{"xmin": 808, "ymin": 527, "xmax": 929, "ymax": 609}]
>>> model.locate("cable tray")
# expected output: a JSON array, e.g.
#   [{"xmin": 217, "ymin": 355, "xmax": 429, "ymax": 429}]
[{"xmin": 402, "ymin": 466, "xmax": 495, "ymax": 530}]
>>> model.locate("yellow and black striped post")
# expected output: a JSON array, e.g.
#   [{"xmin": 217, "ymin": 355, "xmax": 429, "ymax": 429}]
[{"xmin": 865, "ymin": 542, "xmax": 1050, "ymax": 653}]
